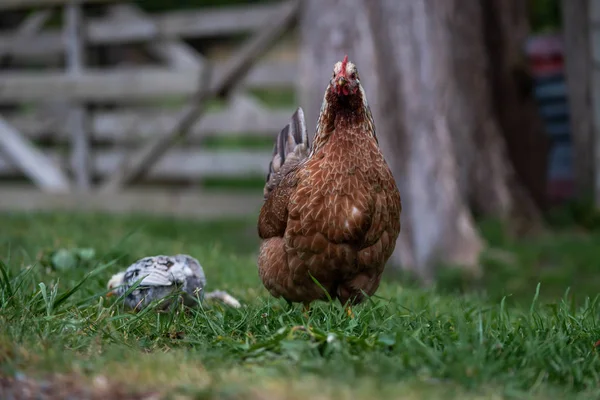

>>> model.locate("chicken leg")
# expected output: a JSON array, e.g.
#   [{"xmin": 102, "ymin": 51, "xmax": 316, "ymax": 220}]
[{"xmin": 345, "ymin": 304, "xmax": 355, "ymax": 319}]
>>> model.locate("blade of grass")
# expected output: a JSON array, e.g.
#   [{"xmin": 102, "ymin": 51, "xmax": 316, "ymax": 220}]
[
  {"xmin": 530, "ymin": 282, "xmax": 541, "ymax": 315},
  {"xmin": 0, "ymin": 259, "xmax": 14, "ymax": 300}
]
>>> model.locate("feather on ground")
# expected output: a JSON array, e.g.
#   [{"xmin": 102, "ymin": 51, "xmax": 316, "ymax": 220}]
[{"xmin": 107, "ymin": 254, "xmax": 240, "ymax": 311}]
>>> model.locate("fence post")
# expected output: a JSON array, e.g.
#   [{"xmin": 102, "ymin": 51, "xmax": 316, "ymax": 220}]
[{"xmin": 64, "ymin": 0, "xmax": 91, "ymax": 190}]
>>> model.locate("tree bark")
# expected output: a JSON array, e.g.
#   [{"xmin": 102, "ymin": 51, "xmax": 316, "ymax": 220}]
[
  {"xmin": 444, "ymin": 0, "xmax": 516, "ymax": 218},
  {"xmin": 446, "ymin": 0, "xmax": 544, "ymax": 231},
  {"xmin": 298, "ymin": 0, "xmax": 374, "ymax": 133},
  {"xmin": 368, "ymin": 0, "xmax": 484, "ymax": 279},
  {"xmin": 482, "ymin": 0, "xmax": 550, "ymax": 214},
  {"xmin": 561, "ymin": 0, "xmax": 594, "ymax": 198}
]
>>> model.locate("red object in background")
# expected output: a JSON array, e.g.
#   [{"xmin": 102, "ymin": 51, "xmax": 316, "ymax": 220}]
[{"xmin": 526, "ymin": 34, "xmax": 565, "ymax": 77}]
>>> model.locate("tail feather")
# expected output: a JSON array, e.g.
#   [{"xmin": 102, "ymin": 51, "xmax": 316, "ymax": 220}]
[{"xmin": 264, "ymin": 107, "xmax": 309, "ymax": 199}]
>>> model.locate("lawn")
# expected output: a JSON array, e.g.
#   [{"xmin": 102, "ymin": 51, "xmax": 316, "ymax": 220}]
[{"xmin": 1, "ymin": 211, "xmax": 600, "ymax": 399}]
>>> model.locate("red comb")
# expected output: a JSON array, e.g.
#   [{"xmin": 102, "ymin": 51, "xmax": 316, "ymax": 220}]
[{"xmin": 341, "ymin": 55, "xmax": 349, "ymax": 73}]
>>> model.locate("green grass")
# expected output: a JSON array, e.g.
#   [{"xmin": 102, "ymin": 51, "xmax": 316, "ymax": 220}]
[{"xmin": 1, "ymin": 212, "xmax": 600, "ymax": 399}]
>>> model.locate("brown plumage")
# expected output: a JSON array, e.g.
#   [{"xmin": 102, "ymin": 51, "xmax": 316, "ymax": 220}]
[{"xmin": 257, "ymin": 56, "xmax": 401, "ymax": 313}]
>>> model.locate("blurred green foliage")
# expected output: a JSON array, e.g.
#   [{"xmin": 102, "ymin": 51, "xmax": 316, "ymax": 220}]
[
  {"xmin": 529, "ymin": 0, "xmax": 562, "ymax": 32},
  {"xmin": 135, "ymin": 0, "xmax": 563, "ymax": 34},
  {"xmin": 546, "ymin": 198, "xmax": 600, "ymax": 231},
  {"xmin": 129, "ymin": 0, "xmax": 562, "ymax": 36}
]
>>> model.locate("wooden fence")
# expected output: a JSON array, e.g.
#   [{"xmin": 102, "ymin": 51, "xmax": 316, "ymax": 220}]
[{"xmin": 0, "ymin": 0, "xmax": 299, "ymax": 218}]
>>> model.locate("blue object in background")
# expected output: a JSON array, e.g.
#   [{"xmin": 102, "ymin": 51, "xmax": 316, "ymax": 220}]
[{"xmin": 526, "ymin": 34, "xmax": 574, "ymax": 201}]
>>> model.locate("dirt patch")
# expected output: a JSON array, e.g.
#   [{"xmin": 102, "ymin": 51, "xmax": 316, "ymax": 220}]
[{"xmin": 0, "ymin": 373, "xmax": 161, "ymax": 400}]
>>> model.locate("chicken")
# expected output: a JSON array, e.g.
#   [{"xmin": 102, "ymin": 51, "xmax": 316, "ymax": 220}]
[{"xmin": 257, "ymin": 55, "xmax": 402, "ymax": 315}]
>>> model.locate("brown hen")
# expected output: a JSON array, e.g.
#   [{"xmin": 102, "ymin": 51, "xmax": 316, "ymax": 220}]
[{"xmin": 257, "ymin": 56, "xmax": 401, "ymax": 315}]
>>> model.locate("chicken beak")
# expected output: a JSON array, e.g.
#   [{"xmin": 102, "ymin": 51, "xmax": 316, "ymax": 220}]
[
  {"xmin": 106, "ymin": 291, "xmax": 115, "ymax": 298},
  {"xmin": 337, "ymin": 77, "xmax": 347, "ymax": 87}
]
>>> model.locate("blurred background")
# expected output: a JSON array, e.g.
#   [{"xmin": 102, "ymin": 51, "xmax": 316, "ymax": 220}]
[{"xmin": 0, "ymin": 0, "xmax": 596, "ymax": 301}]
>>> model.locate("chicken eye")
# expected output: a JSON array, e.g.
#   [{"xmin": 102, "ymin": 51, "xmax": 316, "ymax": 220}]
[{"xmin": 350, "ymin": 72, "xmax": 357, "ymax": 80}]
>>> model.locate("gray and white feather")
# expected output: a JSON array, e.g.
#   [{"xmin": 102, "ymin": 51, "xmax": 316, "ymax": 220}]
[{"xmin": 107, "ymin": 254, "xmax": 207, "ymax": 311}]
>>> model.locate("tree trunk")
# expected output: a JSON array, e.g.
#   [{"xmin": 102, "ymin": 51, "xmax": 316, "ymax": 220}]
[
  {"xmin": 443, "ymin": 0, "xmax": 516, "ymax": 218},
  {"xmin": 298, "ymin": 0, "xmax": 374, "ymax": 134},
  {"xmin": 561, "ymin": 0, "xmax": 594, "ymax": 198},
  {"xmin": 482, "ymin": 0, "xmax": 550, "ymax": 214},
  {"xmin": 446, "ymin": 0, "xmax": 544, "ymax": 232},
  {"xmin": 368, "ymin": 0, "xmax": 485, "ymax": 279}
]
